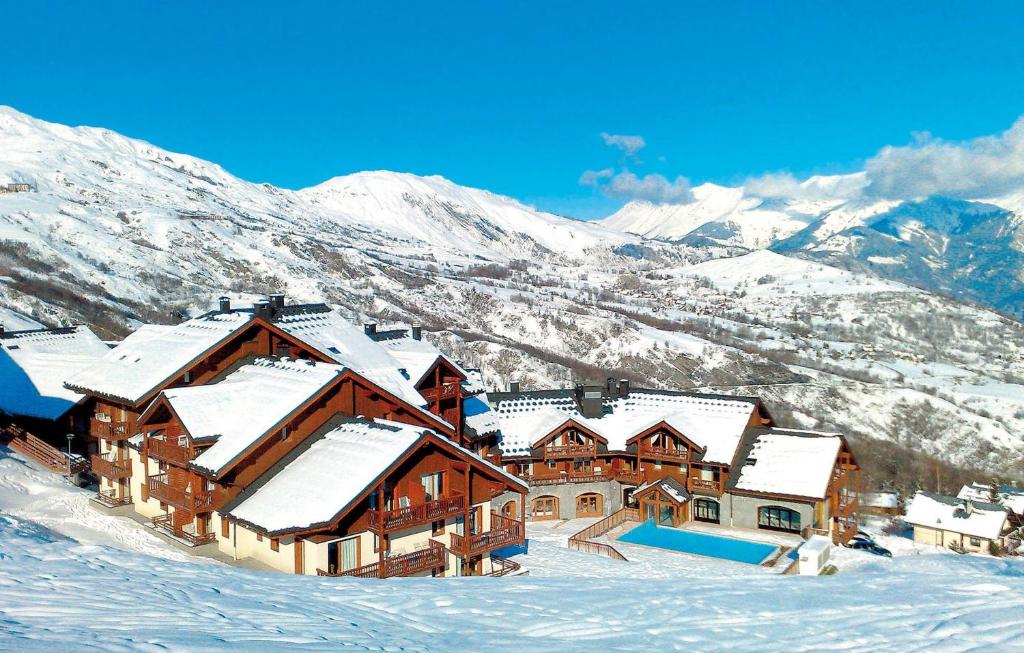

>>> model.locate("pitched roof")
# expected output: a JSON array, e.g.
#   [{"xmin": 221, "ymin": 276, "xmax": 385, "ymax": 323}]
[
  {"xmin": 957, "ymin": 483, "xmax": 1024, "ymax": 516},
  {"xmin": 905, "ymin": 491, "xmax": 1010, "ymax": 540},
  {"xmin": 272, "ymin": 309, "xmax": 426, "ymax": 408},
  {"xmin": 491, "ymin": 389, "xmax": 757, "ymax": 463},
  {"xmin": 226, "ymin": 417, "xmax": 524, "ymax": 535},
  {"xmin": 0, "ymin": 326, "xmax": 110, "ymax": 420},
  {"xmin": 64, "ymin": 311, "xmax": 253, "ymax": 404},
  {"xmin": 635, "ymin": 477, "xmax": 690, "ymax": 504},
  {"xmin": 165, "ymin": 358, "xmax": 342, "ymax": 476},
  {"xmin": 730, "ymin": 429, "xmax": 843, "ymax": 499}
]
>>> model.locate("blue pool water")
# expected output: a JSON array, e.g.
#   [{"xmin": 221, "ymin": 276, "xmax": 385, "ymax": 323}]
[{"xmin": 618, "ymin": 521, "xmax": 778, "ymax": 565}]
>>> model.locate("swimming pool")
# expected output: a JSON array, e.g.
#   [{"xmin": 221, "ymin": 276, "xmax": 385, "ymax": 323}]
[{"xmin": 618, "ymin": 521, "xmax": 778, "ymax": 565}]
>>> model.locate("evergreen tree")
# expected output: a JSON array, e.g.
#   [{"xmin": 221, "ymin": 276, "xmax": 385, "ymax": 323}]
[{"xmin": 988, "ymin": 479, "xmax": 1002, "ymax": 504}]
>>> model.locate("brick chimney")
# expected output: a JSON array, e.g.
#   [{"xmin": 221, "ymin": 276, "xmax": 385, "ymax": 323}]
[
  {"xmin": 509, "ymin": 381, "xmax": 520, "ymax": 393},
  {"xmin": 253, "ymin": 299, "xmax": 272, "ymax": 321},
  {"xmin": 411, "ymin": 324, "xmax": 422, "ymax": 341},
  {"xmin": 269, "ymin": 293, "xmax": 285, "ymax": 310},
  {"xmin": 364, "ymin": 322, "xmax": 377, "ymax": 336},
  {"xmin": 218, "ymin": 296, "xmax": 231, "ymax": 312}
]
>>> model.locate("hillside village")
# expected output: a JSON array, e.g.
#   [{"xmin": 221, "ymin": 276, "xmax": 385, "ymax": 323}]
[{"xmin": 1, "ymin": 293, "xmax": 1021, "ymax": 581}]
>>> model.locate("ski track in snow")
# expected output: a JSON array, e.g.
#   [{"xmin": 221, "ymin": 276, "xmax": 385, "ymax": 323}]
[{"xmin": 1, "ymin": 449, "xmax": 1023, "ymax": 651}]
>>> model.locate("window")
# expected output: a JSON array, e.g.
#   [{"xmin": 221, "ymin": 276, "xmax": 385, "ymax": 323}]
[
  {"xmin": 970, "ymin": 537, "xmax": 982, "ymax": 547},
  {"xmin": 547, "ymin": 460, "xmax": 557, "ymax": 469},
  {"xmin": 280, "ymin": 426, "xmax": 289, "ymax": 441},
  {"xmin": 220, "ymin": 516, "xmax": 230, "ymax": 538},
  {"xmin": 183, "ymin": 371, "xmax": 192, "ymax": 383},
  {"xmin": 532, "ymin": 496, "xmax": 558, "ymax": 519},
  {"xmin": 576, "ymin": 493, "xmax": 602, "ymax": 517},
  {"xmin": 758, "ymin": 506, "xmax": 801, "ymax": 533},
  {"xmin": 256, "ymin": 532, "xmax": 263, "ymax": 542},
  {"xmin": 469, "ymin": 506, "xmax": 482, "ymax": 535},
  {"xmin": 432, "ymin": 519, "xmax": 445, "ymax": 536},
  {"xmin": 694, "ymin": 498, "xmax": 720, "ymax": 524},
  {"xmin": 270, "ymin": 538, "xmax": 280, "ymax": 552},
  {"xmin": 421, "ymin": 472, "xmax": 443, "ymax": 502},
  {"xmin": 328, "ymin": 537, "xmax": 360, "ymax": 574}
]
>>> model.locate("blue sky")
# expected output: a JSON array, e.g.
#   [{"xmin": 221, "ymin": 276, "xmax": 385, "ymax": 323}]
[{"xmin": 4, "ymin": 1, "xmax": 1024, "ymax": 218}]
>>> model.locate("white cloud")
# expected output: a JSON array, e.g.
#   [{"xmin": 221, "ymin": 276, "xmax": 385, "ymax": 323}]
[
  {"xmin": 579, "ymin": 168, "xmax": 614, "ymax": 187},
  {"xmin": 744, "ymin": 171, "xmax": 868, "ymax": 201},
  {"xmin": 864, "ymin": 118, "xmax": 1024, "ymax": 199},
  {"xmin": 603, "ymin": 171, "xmax": 694, "ymax": 204},
  {"xmin": 600, "ymin": 132, "xmax": 646, "ymax": 157}
]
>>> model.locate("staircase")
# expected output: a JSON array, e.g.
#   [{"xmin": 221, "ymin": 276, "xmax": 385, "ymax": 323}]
[
  {"xmin": 567, "ymin": 507, "xmax": 640, "ymax": 561},
  {"xmin": 0, "ymin": 422, "xmax": 88, "ymax": 475}
]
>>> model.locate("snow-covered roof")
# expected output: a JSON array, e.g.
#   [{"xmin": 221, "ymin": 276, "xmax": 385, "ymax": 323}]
[
  {"xmin": 273, "ymin": 310, "xmax": 427, "ymax": 408},
  {"xmin": 64, "ymin": 312, "xmax": 253, "ymax": 404},
  {"xmin": 863, "ymin": 492, "xmax": 900, "ymax": 509},
  {"xmin": 958, "ymin": 483, "xmax": 1024, "ymax": 516},
  {"xmin": 228, "ymin": 418, "xmax": 524, "ymax": 534},
  {"xmin": 0, "ymin": 326, "xmax": 109, "ymax": 420},
  {"xmin": 169, "ymin": 359, "xmax": 342, "ymax": 475},
  {"xmin": 730, "ymin": 430, "xmax": 842, "ymax": 499},
  {"xmin": 491, "ymin": 390, "xmax": 757, "ymax": 463},
  {"xmin": 464, "ymin": 392, "xmax": 500, "ymax": 437},
  {"xmin": 905, "ymin": 491, "xmax": 1010, "ymax": 540},
  {"xmin": 635, "ymin": 477, "xmax": 690, "ymax": 504}
]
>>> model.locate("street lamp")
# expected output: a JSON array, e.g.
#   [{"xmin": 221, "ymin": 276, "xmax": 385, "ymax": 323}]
[{"xmin": 66, "ymin": 433, "xmax": 74, "ymax": 478}]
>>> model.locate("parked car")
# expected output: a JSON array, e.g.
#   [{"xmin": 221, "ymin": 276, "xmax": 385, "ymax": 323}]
[{"xmin": 846, "ymin": 539, "xmax": 892, "ymax": 557}]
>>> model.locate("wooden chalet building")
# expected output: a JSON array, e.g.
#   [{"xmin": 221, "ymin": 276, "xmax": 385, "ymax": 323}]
[{"xmin": 488, "ymin": 379, "xmax": 860, "ymax": 544}]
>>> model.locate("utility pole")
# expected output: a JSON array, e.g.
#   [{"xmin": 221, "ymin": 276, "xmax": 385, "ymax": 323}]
[{"xmin": 66, "ymin": 433, "xmax": 74, "ymax": 479}]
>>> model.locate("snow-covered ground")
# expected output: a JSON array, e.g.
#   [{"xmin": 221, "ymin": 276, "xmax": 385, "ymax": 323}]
[{"xmin": 2, "ymin": 448, "xmax": 1023, "ymax": 651}]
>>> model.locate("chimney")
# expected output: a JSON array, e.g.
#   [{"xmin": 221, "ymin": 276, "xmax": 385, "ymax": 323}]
[
  {"xmin": 364, "ymin": 322, "xmax": 377, "ymax": 336},
  {"xmin": 509, "ymin": 381, "xmax": 520, "ymax": 393},
  {"xmin": 253, "ymin": 299, "xmax": 272, "ymax": 321},
  {"xmin": 269, "ymin": 293, "xmax": 285, "ymax": 310},
  {"xmin": 575, "ymin": 384, "xmax": 605, "ymax": 419},
  {"xmin": 411, "ymin": 324, "xmax": 422, "ymax": 341},
  {"xmin": 607, "ymin": 377, "xmax": 617, "ymax": 396},
  {"xmin": 218, "ymin": 296, "xmax": 231, "ymax": 312},
  {"xmin": 619, "ymin": 379, "xmax": 630, "ymax": 397},
  {"xmin": 0, "ymin": 324, "xmax": 5, "ymax": 337}
]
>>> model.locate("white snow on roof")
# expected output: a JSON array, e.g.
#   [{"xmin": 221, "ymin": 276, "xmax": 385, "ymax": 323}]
[
  {"xmin": 228, "ymin": 418, "xmax": 524, "ymax": 534},
  {"xmin": 732, "ymin": 431, "xmax": 841, "ymax": 499},
  {"xmin": 492, "ymin": 391, "xmax": 755, "ymax": 463},
  {"xmin": 905, "ymin": 491, "xmax": 1010, "ymax": 540},
  {"xmin": 273, "ymin": 310, "xmax": 427, "ymax": 408},
  {"xmin": 177, "ymin": 359, "xmax": 342, "ymax": 475},
  {"xmin": 863, "ymin": 492, "xmax": 900, "ymax": 509},
  {"xmin": 0, "ymin": 326, "xmax": 109, "ymax": 420},
  {"xmin": 64, "ymin": 312, "xmax": 252, "ymax": 403},
  {"xmin": 464, "ymin": 392, "xmax": 500, "ymax": 436},
  {"xmin": 958, "ymin": 483, "xmax": 1024, "ymax": 516}
]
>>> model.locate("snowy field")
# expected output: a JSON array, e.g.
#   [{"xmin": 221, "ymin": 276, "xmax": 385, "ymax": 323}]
[{"xmin": 1, "ymin": 448, "xmax": 1023, "ymax": 652}]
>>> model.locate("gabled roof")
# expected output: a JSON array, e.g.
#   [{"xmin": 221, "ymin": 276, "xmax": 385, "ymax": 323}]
[
  {"xmin": 635, "ymin": 477, "xmax": 690, "ymax": 505},
  {"xmin": 272, "ymin": 309, "xmax": 427, "ymax": 408},
  {"xmin": 159, "ymin": 359, "xmax": 343, "ymax": 476},
  {"xmin": 64, "ymin": 311, "xmax": 255, "ymax": 405},
  {"xmin": 729, "ymin": 428, "xmax": 843, "ymax": 500},
  {"xmin": 0, "ymin": 325, "xmax": 110, "ymax": 420},
  {"xmin": 905, "ymin": 491, "xmax": 1010, "ymax": 540},
  {"xmin": 226, "ymin": 417, "xmax": 525, "ymax": 535},
  {"xmin": 957, "ymin": 483, "xmax": 1024, "ymax": 517},
  {"xmin": 491, "ymin": 389, "xmax": 758, "ymax": 463}
]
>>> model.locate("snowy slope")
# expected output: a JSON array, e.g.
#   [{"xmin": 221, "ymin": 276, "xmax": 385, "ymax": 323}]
[{"xmin": 2, "ymin": 447, "xmax": 1024, "ymax": 652}]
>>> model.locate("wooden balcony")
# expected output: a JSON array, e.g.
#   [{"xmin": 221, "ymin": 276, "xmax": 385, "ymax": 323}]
[
  {"xmin": 420, "ymin": 383, "xmax": 461, "ymax": 402},
  {"xmin": 838, "ymin": 493, "xmax": 859, "ymax": 516},
  {"xmin": 638, "ymin": 445, "xmax": 688, "ymax": 461},
  {"xmin": 543, "ymin": 444, "xmax": 596, "ymax": 459},
  {"xmin": 151, "ymin": 513, "xmax": 216, "ymax": 547},
  {"xmin": 90, "ymin": 453, "xmax": 132, "ymax": 480},
  {"xmin": 319, "ymin": 540, "xmax": 447, "ymax": 579},
  {"xmin": 147, "ymin": 437, "xmax": 190, "ymax": 466},
  {"xmin": 523, "ymin": 469, "xmax": 640, "ymax": 486},
  {"xmin": 147, "ymin": 474, "xmax": 212, "ymax": 512},
  {"xmin": 610, "ymin": 469, "xmax": 641, "ymax": 484},
  {"xmin": 94, "ymin": 488, "xmax": 132, "ymax": 508},
  {"xmin": 450, "ymin": 513, "xmax": 523, "ymax": 557},
  {"xmin": 369, "ymin": 495, "xmax": 465, "ymax": 531},
  {"xmin": 689, "ymin": 478, "xmax": 722, "ymax": 493},
  {"xmin": 90, "ymin": 418, "xmax": 132, "ymax": 442}
]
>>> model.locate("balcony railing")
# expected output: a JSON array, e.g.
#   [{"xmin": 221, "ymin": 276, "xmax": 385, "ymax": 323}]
[
  {"xmin": 450, "ymin": 513, "xmax": 523, "ymax": 557},
  {"xmin": 638, "ymin": 445, "xmax": 688, "ymax": 461},
  {"xmin": 543, "ymin": 444, "xmax": 596, "ymax": 458},
  {"xmin": 689, "ymin": 478, "xmax": 722, "ymax": 493},
  {"xmin": 147, "ymin": 437, "xmax": 190, "ymax": 466},
  {"xmin": 420, "ymin": 383, "xmax": 461, "ymax": 402},
  {"xmin": 523, "ymin": 469, "xmax": 640, "ymax": 486},
  {"xmin": 369, "ymin": 495, "xmax": 465, "ymax": 531},
  {"xmin": 151, "ymin": 513, "xmax": 216, "ymax": 547},
  {"xmin": 90, "ymin": 453, "xmax": 132, "ymax": 480},
  {"xmin": 838, "ymin": 493, "xmax": 859, "ymax": 516},
  {"xmin": 147, "ymin": 474, "xmax": 212, "ymax": 512},
  {"xmin": 610, "ymin": 469, "xmax": 641, "ymax": 484},
  {"xmin": 94, "ymin": 488, "xmax": 132, "ymax": 507},
  {"xmin": 318, "ymin": 540, "xmax": 447, "ymax": 579},
  {"xmin": 90, "ymin": 419, "xmax": 133, "ymax": 442}
]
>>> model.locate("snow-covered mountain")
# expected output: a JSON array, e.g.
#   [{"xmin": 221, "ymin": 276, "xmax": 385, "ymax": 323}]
[{"xmin": 1, "ymin": 107, "xmax": 1022, "ymax": 486}]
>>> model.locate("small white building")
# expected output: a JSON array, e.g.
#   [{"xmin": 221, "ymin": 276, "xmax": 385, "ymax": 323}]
[
  {"xmin": 861, "ymin": 492, "xmax": 900, "ymax": 516},
  {"xmin": 904, "ymin": 491, "xmax": 1012, "ymax": 554},
  {"xmin": 957, "ymin": 482, "xmax": 1024, "ymax": 519},
  {"xmin": 797, "ymin": 535, "xmax": 831, "ymax": 575}
]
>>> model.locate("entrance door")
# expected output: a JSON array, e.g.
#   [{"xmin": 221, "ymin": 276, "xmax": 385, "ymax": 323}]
[
  {"xmin": 658, "ymin": 505, "xmax": 675, "ymax": 526},
  {"xmin": 532, "ymin": 496, "xmax": 559, "ymax": 520},
  {"xmin": 645, "ymin": 502, "xmax": 656, "ymax": 522}
]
